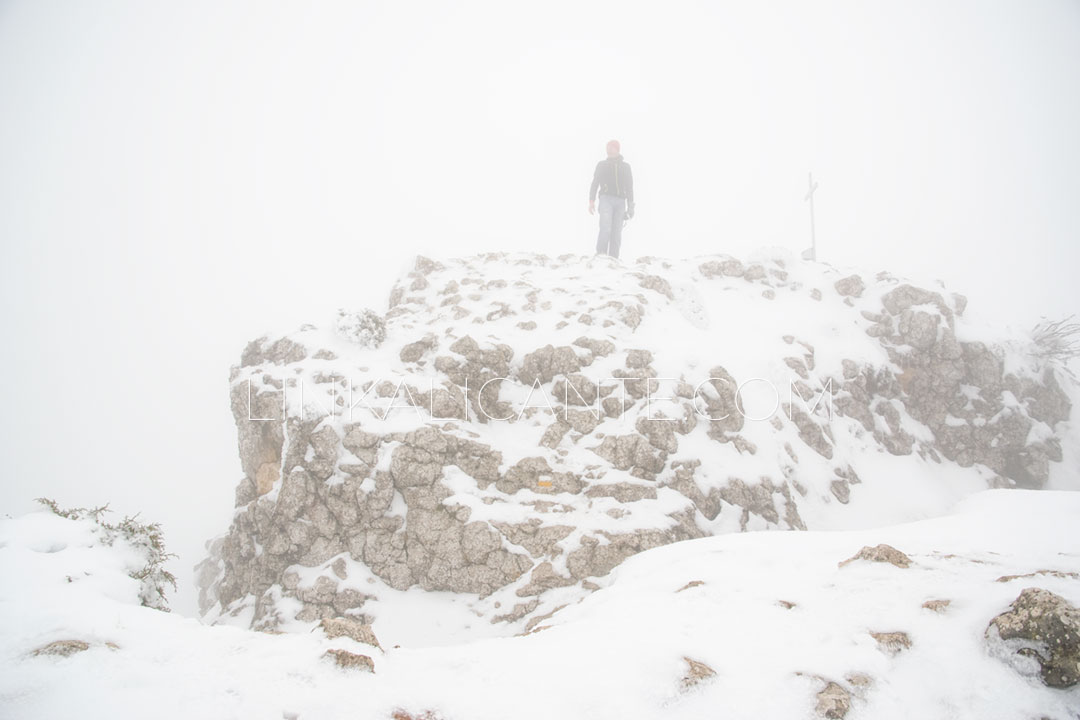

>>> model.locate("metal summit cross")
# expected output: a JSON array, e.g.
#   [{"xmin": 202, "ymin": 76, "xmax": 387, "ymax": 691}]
[{"xmin": 801, "ymin": 172, "xmax": 819, "ymax": 262}]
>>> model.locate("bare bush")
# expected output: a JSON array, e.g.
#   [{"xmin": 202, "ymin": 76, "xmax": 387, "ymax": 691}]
[
  {"xmin": 1031, "ymin": 315, "xmax": 1080, "ymax": 367},
  {"xmin": 36, "ymin": 497, "xmax": 178, "ymax": 611}
]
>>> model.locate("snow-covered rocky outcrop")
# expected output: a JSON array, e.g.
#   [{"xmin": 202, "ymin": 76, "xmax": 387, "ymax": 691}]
[{"xmin": 195, "ymin": 251, "xmax": 1077, "ymax": 634}]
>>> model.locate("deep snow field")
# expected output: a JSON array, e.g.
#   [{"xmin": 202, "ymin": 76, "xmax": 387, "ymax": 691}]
[{"xmin": 1, "ymin": 489, "xmax": 1078, "ymax": 720}]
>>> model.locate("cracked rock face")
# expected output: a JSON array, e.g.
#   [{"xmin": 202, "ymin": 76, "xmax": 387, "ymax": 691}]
[{"xmin": 197, "ymin": 253, "xmax": 1075, "ymax": 633}]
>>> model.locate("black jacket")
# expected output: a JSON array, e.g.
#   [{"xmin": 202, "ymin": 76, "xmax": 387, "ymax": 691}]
[{"xmin": 589, "ymin": 155, "xmax": 634, "ymax": 204}]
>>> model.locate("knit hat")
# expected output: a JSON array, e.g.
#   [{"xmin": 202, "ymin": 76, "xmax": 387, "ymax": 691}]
[{"xmin": 606, "ymin": 139, "xmax": 620, "ymax": 154}]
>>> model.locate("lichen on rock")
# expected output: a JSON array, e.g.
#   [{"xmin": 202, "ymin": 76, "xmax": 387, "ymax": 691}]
[{"xmin": 986, "ymin": 587, "xmax": 1080, "ymax": 688}]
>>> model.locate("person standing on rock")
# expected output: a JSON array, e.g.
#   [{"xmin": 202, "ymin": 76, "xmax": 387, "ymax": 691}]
[{"xmin": 589, "ymin": 139, "xmax": 635, "ymax": 259}]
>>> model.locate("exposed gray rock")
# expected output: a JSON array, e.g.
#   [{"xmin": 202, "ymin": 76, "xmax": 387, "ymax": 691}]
[
  {"xmin": 743, "ymin": 263, "xmax": 766, "ymax": 280},
  {"xmin": 639, "ymin": 274, "xmax": 674, "ymax": 299},
  {"xmin": 319, "ymin": 617, "xmax": 382, "ymax": 650},
  {"xmin": 699, "ymin": 257, "xmax": 744, "ymax": 278},
  {"xmin": 562, "ymin": 408, "xmax": 602, "ymax": 435},
  {"xmin": 590, "ymin": 433, "xmax": 667, "ymax": 479},
  {"xmin": 400, "ymin": 336, "xmax": 436, "ymax": 363},
  {"xmin": 881, "ymin": 284, "xmax": 954, "ymax": 321},
  {"xmin": 241, "ymin": 336, "xmax": 308, "ymax": 367},
  {"xmin": 677, "ymin": 580, "xmax": 705, "ymax": 593},
  {"xmin": 434, "ymin": 336, "xmax": 514, "ymax": 423},
  {"xmin": 539, "ymin": 419, "xmax": 571, "ymax": 448},
  {"xmin": 566, "ymin": 520, "xmax": 701, "ymax": 580},
  {"xmin": 585, "ymin": 482, "xmax": 657, "ymax": 502},
  {"xmin": 32, "ymin": 639, "xmax": 90, "ymax": 657},
  {"xmin": 323, "ymin": 648, "xmax": 375, "ymax": 672},
  {"xmin": 626, "ymin": 348, "xmax": 653, "ymax": 369},
  {"xmin": 679, "ymin": 656, "xmax": 717, "ymax": 690},
  {"xmin": 870, "ymin": 630, "xmax": 912, "ymax": 656},
  {"xmin": 517, "ymin": 344, "xmax": 582, "ymax": 386},
  {"xmin": 834, "ymin": 274, "xmax": 865, "ymax": 298},
  {"xmin": 490, "ymin": 520, "xmax": 574, "ymax": 559},
  {"xmin": 839, "ymin": 544, "xmax": 912, "ymax": 569},
  {"xmin": 553, "ymin": 374, "xmax": 598, "ymax": 406},
  {"xmin": 815, "ymin": 680, "xmax": 851, "ymax": 719},
  {"xmin": 497, "ymin": 456, "xmax": 584, "ymax": 495},
  {"xmin": 515, "ymin": 561, "xmax": 575, "ymax": 597},
  {"xmin": 699, "ymin": 366, "xmax": 744, "ymax": 438},
  {"xmin": 573, "ymin": 336, "xmax": 616, "ymax": 357},
  {"xmin": 986, "ymin": 587, "xmax": 1080, "ymax": 688},
  {"xmin": 922, "ymin": 598, "xmax": 951, "ymax": 613},
  {"xmin": 786, "ymin": 405, "xmax": 833, "ymax": 459},
  {"xmin": 635, "ymin": 416, "xmax": 678, "ymax": 454}
]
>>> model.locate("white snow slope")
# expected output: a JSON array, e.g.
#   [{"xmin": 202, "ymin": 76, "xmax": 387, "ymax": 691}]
[{"xmin": 2, "ymin": 489, "xmax": 1078, "ymax": 719}]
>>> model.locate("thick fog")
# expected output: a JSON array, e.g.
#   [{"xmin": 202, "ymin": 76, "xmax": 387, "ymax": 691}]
[{"xmin": 1, "ymin": 0, "xmax": 1078, "ymax": 615}]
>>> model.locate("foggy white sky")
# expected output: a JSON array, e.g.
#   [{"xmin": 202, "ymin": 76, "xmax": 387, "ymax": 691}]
[{"xmin": 2, "ymin": 0, "xmax": 1078, "ymax": 615}]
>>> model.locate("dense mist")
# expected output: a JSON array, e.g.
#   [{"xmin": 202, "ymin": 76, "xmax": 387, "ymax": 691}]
[{"xmin": 1, "ymin": 0, "xmax": 1078, "ymax": 617}]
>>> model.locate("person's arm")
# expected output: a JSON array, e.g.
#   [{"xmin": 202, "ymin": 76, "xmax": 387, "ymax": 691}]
[
  {"xmin": 588, "ymin": 162, "xmax": 601, "ymax": 213},
  {"xmin": 625, "ymin": 163, "xmax": 635, "ymax": 218}
]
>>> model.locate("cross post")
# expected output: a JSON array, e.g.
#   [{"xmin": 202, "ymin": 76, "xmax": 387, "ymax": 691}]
[{"xmin": 803, "ymin": 172, "xmax": 819, "ymax": 262}]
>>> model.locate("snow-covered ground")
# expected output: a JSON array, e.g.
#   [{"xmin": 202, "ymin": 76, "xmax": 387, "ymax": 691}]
[
  {"xmin": 3, "ymin": 251, "xmax": 1077, "ymax": 719},
  {"xmin": 2, "ymin": 489, "xmax": 1078, "ymax": 720}
]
